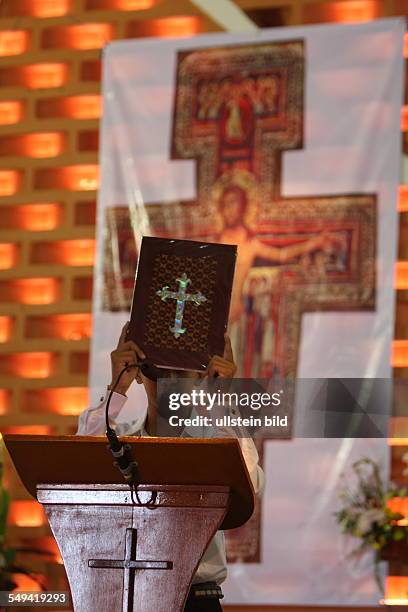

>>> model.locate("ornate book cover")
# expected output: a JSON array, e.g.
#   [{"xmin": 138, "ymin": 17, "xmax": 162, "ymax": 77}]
[{"xmin": 127, "ymin": 237, "xmax": 237, "ymax": 371}]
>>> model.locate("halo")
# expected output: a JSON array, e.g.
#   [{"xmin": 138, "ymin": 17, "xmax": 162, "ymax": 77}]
[{"xmin": 210, "ymin": 168, "xmax": 259, "ymax": 232}]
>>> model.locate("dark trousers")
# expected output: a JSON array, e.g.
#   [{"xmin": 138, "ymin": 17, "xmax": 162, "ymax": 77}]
[{"xmin": 183, "ymin": 594, "xmax": 223, "ymax": 611}]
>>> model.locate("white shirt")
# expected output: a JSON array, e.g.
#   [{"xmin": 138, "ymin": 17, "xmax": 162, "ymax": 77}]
[{"xmin": 77, "ymin": 391, "xmax": 264, "ymax": 586}]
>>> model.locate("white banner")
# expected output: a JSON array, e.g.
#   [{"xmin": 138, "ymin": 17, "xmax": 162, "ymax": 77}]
[{"xmin": 90, "ymin": 19, "xmax": 404, "ymax": 605}]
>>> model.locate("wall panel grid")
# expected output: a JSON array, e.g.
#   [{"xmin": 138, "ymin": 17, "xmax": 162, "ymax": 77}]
[
  {"xmin": 0, "ymin": 0, "xmax": 406, "ymax": 604},
  {"xmin": 0, "ymin": 0, "xmax": 220, "ymax": 596}
]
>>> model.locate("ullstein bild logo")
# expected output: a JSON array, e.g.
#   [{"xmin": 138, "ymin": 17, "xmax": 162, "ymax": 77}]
[{"xmin": 167, "ymin": 413, "xmax": 289, "ymax": 429}]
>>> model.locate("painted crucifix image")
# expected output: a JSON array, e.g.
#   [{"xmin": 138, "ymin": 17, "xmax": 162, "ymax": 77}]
[{"xmin": 166, "ymin": 41, "xmax": 375, "ymax": 561}]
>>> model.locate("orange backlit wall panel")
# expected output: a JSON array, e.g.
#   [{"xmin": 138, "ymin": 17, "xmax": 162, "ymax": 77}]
[
  {"xmin": 389, "ymin": 437, "xmax": 408, "ymax": 447},
  {"xmin": 31, "ymin": 240, "xmax": 95, "ymax": 266},
  {"xmin": 0, "ymin": 316, "xmax": 13, "ymax": 343},
  {"xmin": 22, "ymin": 387, "xmax": 89, "ymax": 415},
  {"xmin": 402, "ymin": 106, "xmax": 408, "ymax": 132},
  {"xmin": 0, "ymin": 353, "xmax": 56, "ymax": 379},
  {"xmin": 127, "ymin": 16, "xmax": 203, "ymax": 38},
  {"xmin": 8, "ymin": 501, "xmax": 45, "ymax": 527},
  {"xmin": 0, "ymin": 31, "xmax": 29, "ymax": 56},
  {"xmin": 0, "ymin": 63, "xmax": 69, "ymax": 89},
  {"xmin": 25, "ymin": 314, "xmax": 92, "ymax": 340},
  {"xmin": 303, "ymin": 1, "xmax": 382, "ymax": 23},
  {"xmin": 42, "ymin": 23, "xmax": 114, "ymax": 50},
  {"xmin": 1, "ymin": 425, "xmax": 52, "ymax": 435},
  {"xmin": 36, "ymin": 95, "xmax": 102, "ymax": 120},
  {"xmin": 0, "ymin": 101, "xmax": 24, "ymax": 126},
  {"xmin": 398, "ymin": 185, "xmax": 408, "ymax": 212},
  {"xmin": 0, "ymin": 390, "xmax": 10, "ymax": 415},
  {"xmin": 395, "ymin": 262, "xmax": 408, "ymax": 290},
  {"xmin": 392, "ymin": 340, "xmax": 408, "ymax": 367},
  {"xmin": 385, "ymin": 576, "xmax": 408, "ymax": 606},
  {"xmin": 0, "ymin": 278, "xmax": 61, "ymax": 305},
  {"xmin": 0, "ymin": 133, "xmax": 65, "ymax": 159},
  {"xmin": 5, "ymin": 0, "xmax": 72, "ymax": 17},
  {"xmin": 34, "ymin": 165, "xmax": 99, "ymax": 191},
  {"xmin": 389, "ymin": 416, "xmax": 408, "ymax": 442},
  {"xmin": 387, "ymin": 497, "xmax": 408, "ymax": 520},
  {"xmin": 0, "ymin": 203, "xmax": 62, "ymax": 231},
  {"xmin": 86, "ymin": 0, "xmax": 159, "ymax": 9},
  {"xmin": 0, "ymin": 243, "xmax": 18, "ymax": 269},
  {"xmin": 0, "ymin": 170, "xmax": 21, "ymax": 196},
  {"xmin": 13, "ymin": 574, "xmax": 46, "ymax": 593}
]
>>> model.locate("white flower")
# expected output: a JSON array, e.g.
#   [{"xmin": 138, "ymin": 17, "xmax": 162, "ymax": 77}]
[{"xmin": 356, "ymin": 509, "xmax": 385, "ymax": 535}]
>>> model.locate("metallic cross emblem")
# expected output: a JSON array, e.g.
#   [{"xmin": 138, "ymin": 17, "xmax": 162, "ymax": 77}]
[
  {"xmin": 89, "ymin": 528, "xmax": 172, "ymax": 612},
  {"xmin": 156, "ymin": 272, "xmax": 207, "ymax": 339}
]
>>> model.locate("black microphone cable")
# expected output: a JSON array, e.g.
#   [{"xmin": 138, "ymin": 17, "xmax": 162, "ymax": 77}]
[{"xmin": 105, "ymin": 360, "xmax": 159, "ymax": 506}]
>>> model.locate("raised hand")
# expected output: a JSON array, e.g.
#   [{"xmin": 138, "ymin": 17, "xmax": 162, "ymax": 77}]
[
  {"xmin": 109, "ymin": 322, "xmax": 146, "ymax": 395},
  {"xmin": 206, "ymin": 334, "xmax": 237, "ymax": 378}
]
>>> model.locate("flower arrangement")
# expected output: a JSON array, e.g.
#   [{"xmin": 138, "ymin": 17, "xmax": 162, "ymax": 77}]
[{"xmin": 335, "ymin": 455, "xmax": 408, "ymax": 592}]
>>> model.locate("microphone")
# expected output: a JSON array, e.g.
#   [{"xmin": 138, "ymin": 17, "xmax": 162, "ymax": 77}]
[
  {"xmin": 104, "ymin": 359, "xmax": 160, "ymax": 505},
  {"xmin": 106, "ymin": 427, "xmax": 139, "ymax": 485},
  {"xmin": 104, "ymin": 361, "xmax": 140, "ymax": 488}
]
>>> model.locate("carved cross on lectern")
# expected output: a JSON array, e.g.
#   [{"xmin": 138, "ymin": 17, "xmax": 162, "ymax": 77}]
[
  {"xmin": 88, "ymin": 528, "xmax": 173, "ymax": 612},
  {"xmin": 157, "ymin": 272, "xmax": 207, "ymax": 339}
]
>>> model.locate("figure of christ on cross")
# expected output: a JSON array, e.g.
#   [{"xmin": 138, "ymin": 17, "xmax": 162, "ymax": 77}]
[
  {"xmin": 212, "ymin": 179, "xmax": 347, "ymax": 377},
  {"xmin": 216, "ymin": 183, "xmax": 344, "ymax": 326}
]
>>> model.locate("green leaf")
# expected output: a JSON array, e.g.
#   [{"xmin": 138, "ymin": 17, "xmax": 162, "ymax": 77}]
[{"xmin": 392, "ymin": 529, "xmax": 405, "ymax": 541}]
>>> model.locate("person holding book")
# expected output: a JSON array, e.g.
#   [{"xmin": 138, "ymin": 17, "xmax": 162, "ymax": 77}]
[{"xmin": 78, "ymin": 322, "xmax": 264, "ymax": 612}]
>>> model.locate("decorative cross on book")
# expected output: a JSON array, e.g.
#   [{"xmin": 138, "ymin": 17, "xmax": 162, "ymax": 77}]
[
  {"xmin": 88, "ymin": 528, "xmax": 173, "ymax": 612},
  {"xmin": 156, "ymin": 272, "xmax": 207, "ymax": 339}
]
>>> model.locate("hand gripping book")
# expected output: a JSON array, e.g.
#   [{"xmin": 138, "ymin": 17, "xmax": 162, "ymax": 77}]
[{"xmin": 126, "ymin": 236, "xmax": 237, "ymax": 371}]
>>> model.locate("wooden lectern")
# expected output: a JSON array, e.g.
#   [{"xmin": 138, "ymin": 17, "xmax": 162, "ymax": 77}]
[{"xmin": 4, "ymin": 435, "xmax": 255, "ymax": 612}]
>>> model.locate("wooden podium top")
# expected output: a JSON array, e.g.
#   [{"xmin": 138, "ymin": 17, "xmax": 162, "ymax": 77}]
[{"xmin": 4, "ymin": 434, "xmax": 255, "ymax": 530}]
